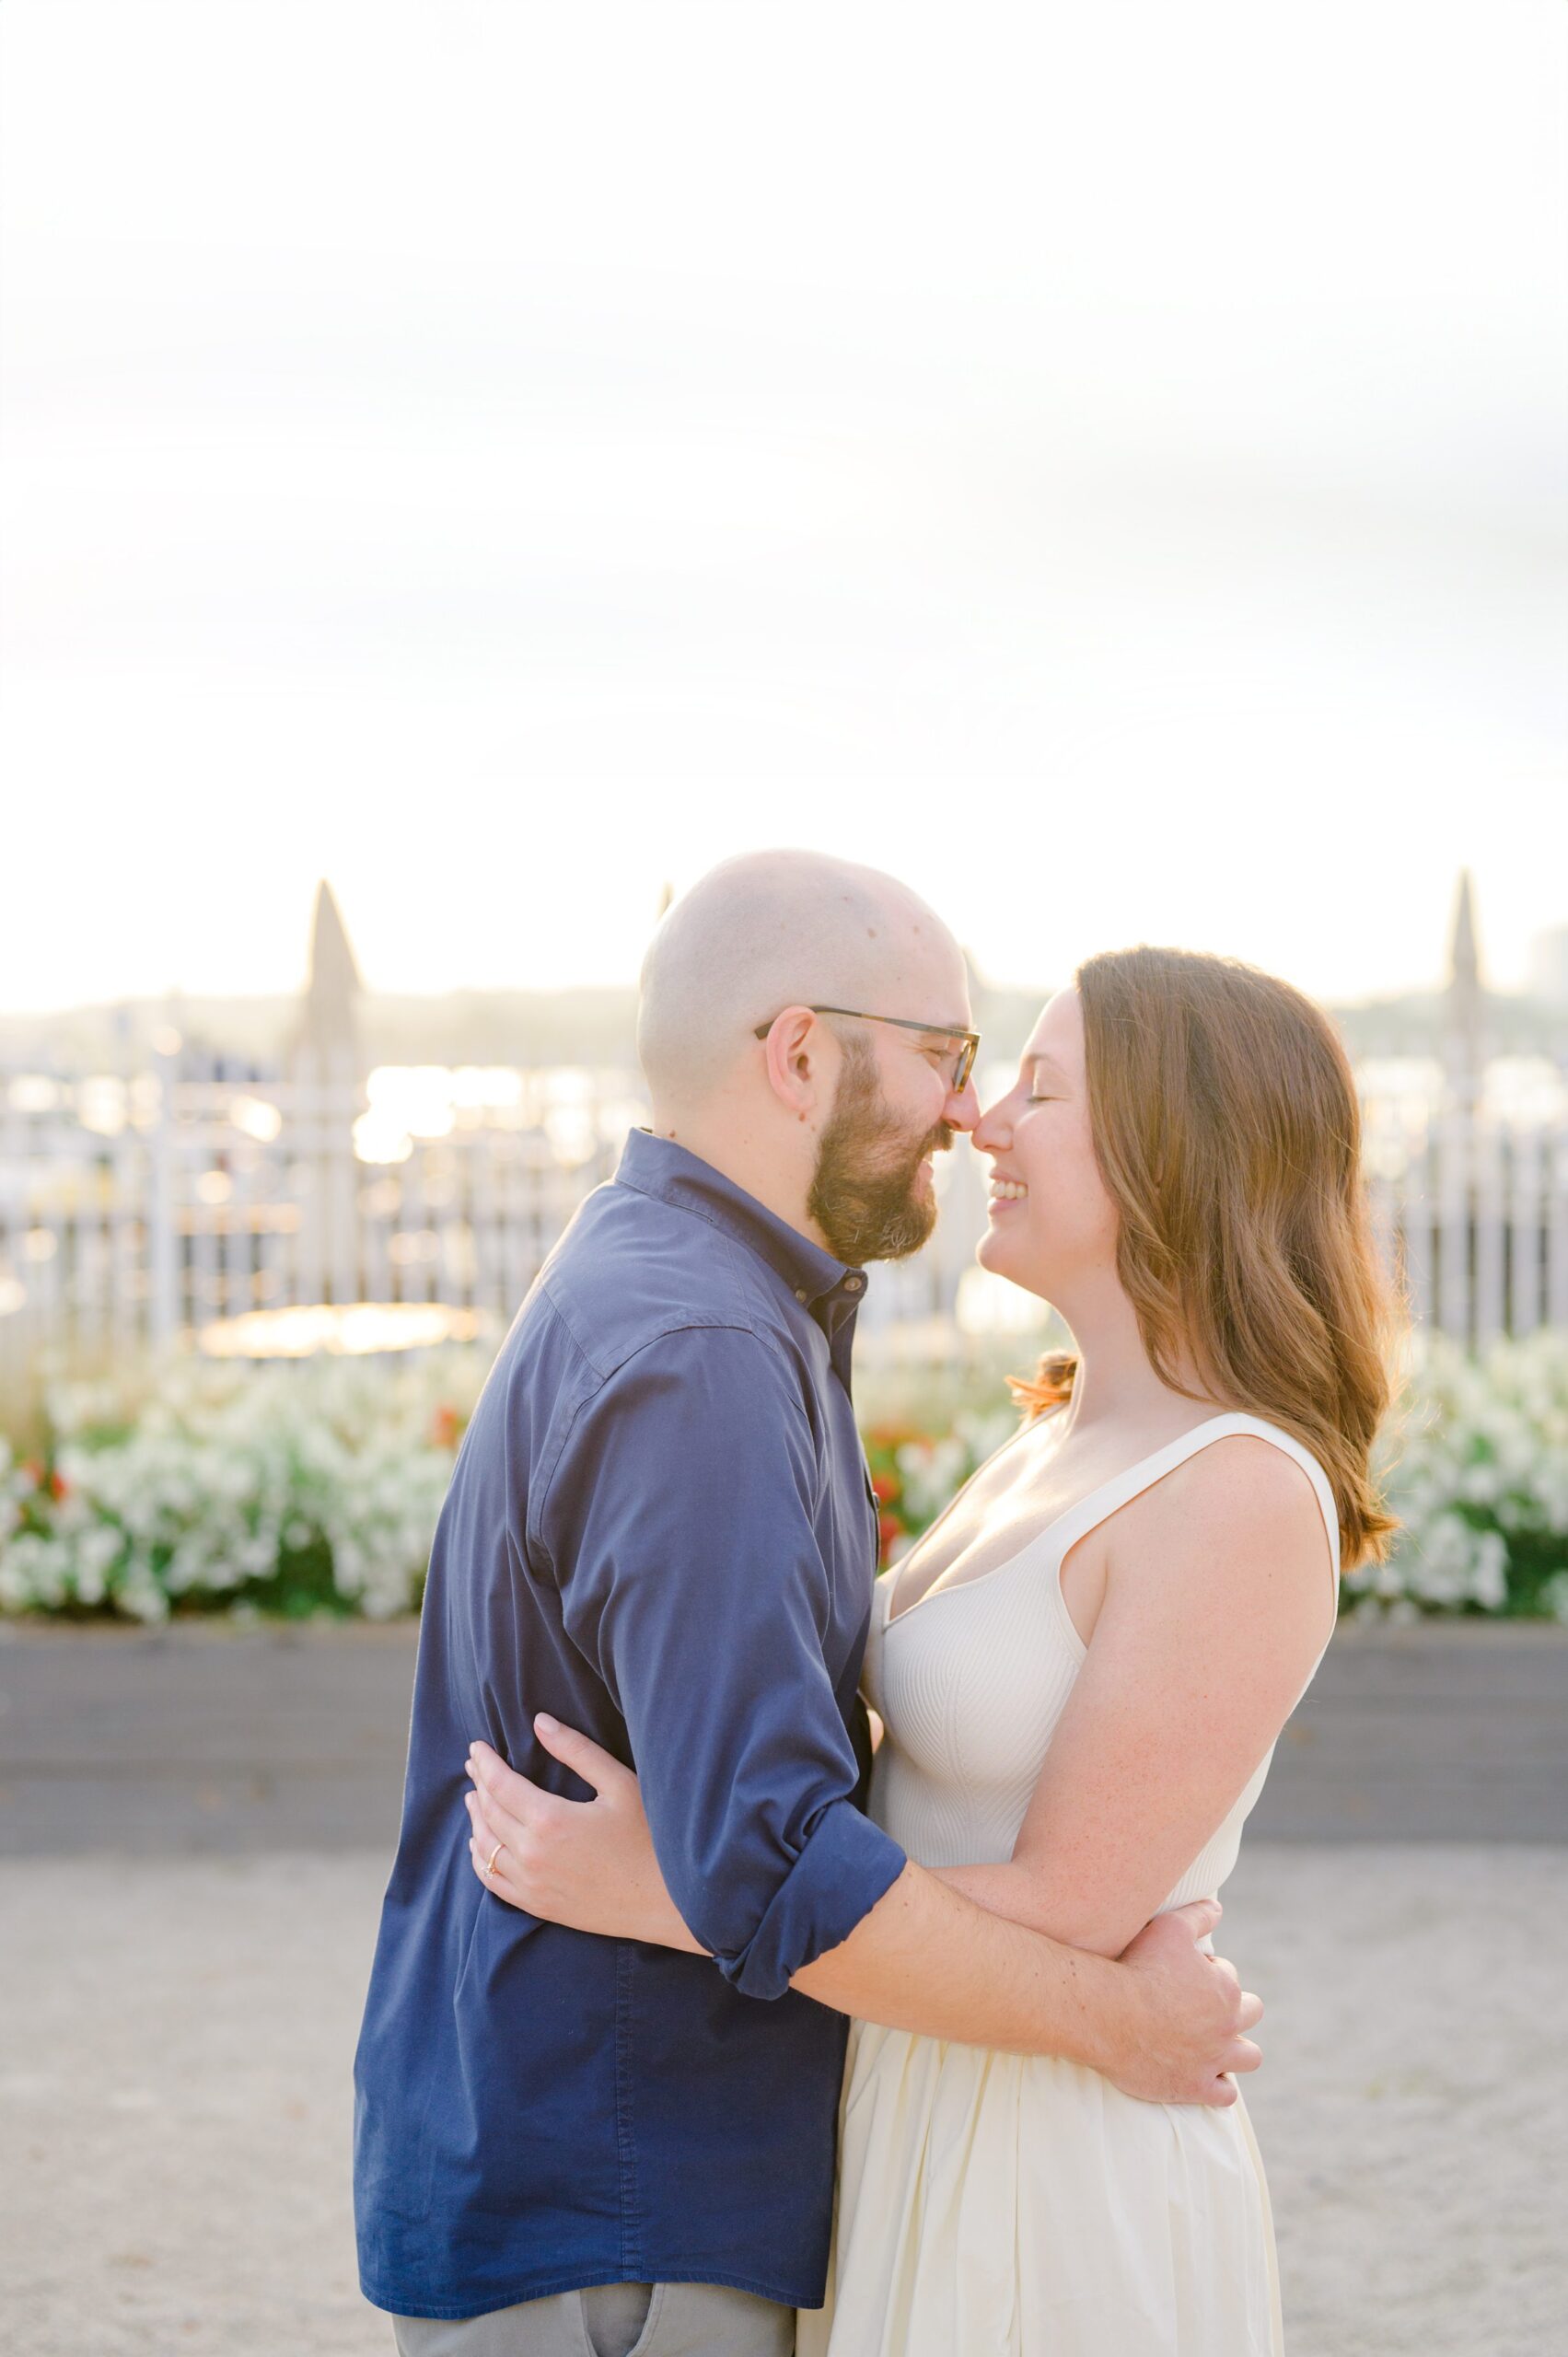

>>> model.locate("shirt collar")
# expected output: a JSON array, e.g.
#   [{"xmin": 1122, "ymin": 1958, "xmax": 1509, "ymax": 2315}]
[{"xmin": 612, "ymin": 1128, "xmax": 869, "ymax": 1317}]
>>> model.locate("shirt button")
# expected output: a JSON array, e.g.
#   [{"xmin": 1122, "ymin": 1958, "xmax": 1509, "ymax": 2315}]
[
  {"xmin": 795, "ymin": 1287, "xmax": 809, "ymax": 1303},
  {"xmin": 843, "ymin": 1276, "xmax": 864, "ymax": 1293}
]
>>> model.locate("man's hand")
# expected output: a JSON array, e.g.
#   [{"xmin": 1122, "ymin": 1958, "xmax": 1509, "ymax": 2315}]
[{"xmin": 1102, "ymin": 1898, "xmax": 1263, "ymax": 2106}]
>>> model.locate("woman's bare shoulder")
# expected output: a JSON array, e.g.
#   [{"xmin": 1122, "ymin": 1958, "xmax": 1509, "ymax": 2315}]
[
  {"xmin": 1113, "ymin": 1430, "xmax": 1337, "ymax": 1631},
  {"xmin": 1171, "ymin": 1428, "xmax": 1328, "ymax": 1516}
]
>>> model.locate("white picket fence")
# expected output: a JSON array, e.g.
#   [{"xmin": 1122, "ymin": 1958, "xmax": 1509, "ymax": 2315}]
[{"xmin": 2, "ymin": 1043, "xmax": 1566, "ymax": 1377}]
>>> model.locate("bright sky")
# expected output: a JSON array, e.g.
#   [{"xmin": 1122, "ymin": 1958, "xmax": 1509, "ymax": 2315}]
[{"xmin": 3, "ymin": 2, "xmax": 1565, "ymax": 1013}]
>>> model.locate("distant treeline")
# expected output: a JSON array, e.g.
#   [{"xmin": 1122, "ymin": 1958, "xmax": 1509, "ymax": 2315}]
[{"xmin": 4, "ymin": 979, "xmax": 1564, "ymax": 1074}]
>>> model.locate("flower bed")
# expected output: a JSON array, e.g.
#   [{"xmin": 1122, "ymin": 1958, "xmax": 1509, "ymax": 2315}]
[
  {"xmin": 0, "ymin": 1345, "xmax": 494, "ymax": 1623},
  {"xmin": 2, "ymin": 1332, "xmax": 1564, "ymax": 1623},
  {"xmin": 1353, "ymin": 1329, "xmax": 1568, "ymax": 1620}
]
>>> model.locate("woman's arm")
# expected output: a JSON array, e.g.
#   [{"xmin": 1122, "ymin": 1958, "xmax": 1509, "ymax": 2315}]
[
  {"xmin": 461, "ymin": 1691, "xmax": 883, "ymax": 1951},
  {"xmin": 932, "ymin": 1436, "xmax": 1336, "ymax": 1956},
  {"xmin": 463, "ymin": 1721, "xmax": 1262, "ymax": 2103}
]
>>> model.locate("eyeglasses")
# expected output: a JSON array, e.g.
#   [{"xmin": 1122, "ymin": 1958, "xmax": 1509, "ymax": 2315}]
[{"xmin": 752, "ymin": 1004, "xmax": 980, "ymax": 1095}]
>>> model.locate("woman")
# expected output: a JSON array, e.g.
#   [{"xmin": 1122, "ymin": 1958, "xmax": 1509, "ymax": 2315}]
[{"xmin": 466, "ymin": 946, "xmax": 1398, "ymax": 2355}]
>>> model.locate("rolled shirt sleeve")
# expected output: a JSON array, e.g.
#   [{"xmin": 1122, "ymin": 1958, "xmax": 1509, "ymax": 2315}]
[{"xmin": 539, "ymin": 1322, "xmax": 907, "ymax": 1998}]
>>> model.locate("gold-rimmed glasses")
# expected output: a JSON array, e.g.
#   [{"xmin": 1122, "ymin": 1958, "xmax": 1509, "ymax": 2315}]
[{"xmin": 752, "ymin": 1005, "xmax": 980, "ymax": 1095}]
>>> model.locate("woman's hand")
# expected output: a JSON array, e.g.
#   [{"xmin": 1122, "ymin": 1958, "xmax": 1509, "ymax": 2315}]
[{"xmin": 464, "ymin": 1716, "xmax": 707, "ymax": 1954}]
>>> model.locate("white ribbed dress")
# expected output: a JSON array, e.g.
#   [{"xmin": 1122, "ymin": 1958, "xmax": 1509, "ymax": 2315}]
[{"xmin": 796, "ymin": 1412, "xmax": 1341, "ymax": 2357}]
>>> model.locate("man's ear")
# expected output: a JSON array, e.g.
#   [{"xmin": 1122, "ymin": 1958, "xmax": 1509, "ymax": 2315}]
[{"xmin": 760, "ymin": 1006, "xmax": 826, "ymax": 1123}]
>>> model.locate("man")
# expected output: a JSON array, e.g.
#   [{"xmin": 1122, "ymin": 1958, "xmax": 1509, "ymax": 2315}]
[{"xmin": 354, "ymin": 851, "xmax": 1258, "ymax": 2355}]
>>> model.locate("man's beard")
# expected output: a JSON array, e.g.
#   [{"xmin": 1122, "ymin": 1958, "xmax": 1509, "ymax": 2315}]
[{"xmin": 807, "ymin": 1039, "xmax": 952, "ymax": 1264}]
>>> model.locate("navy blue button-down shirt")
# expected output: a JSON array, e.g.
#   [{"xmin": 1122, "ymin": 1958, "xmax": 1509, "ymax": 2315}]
[{"xmin": 353, "ymin": 1129, "xmax": 908, "ymax": 2321}]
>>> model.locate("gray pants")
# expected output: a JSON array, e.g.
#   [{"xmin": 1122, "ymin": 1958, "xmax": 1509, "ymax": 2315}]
[{"xmin": 392, "ymin": 2279, "xmax": 796, "ymax": 2357}]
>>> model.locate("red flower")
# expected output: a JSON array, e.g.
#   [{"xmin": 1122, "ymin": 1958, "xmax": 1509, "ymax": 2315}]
[
  {"xmin": 870, "ymin": 1474, "xmax": 898, "ymax": 1504},
  {"xmin": 430, "ymin": 1403, "xmax": 461, "ymax": 1449},
  {"xmin": 877, "ymin": 1512, "xmax": 903, "ymax": 1557},
  {"xmin": 48, "ymin": 1469, "xmax": 68, "ymax": 1502}
]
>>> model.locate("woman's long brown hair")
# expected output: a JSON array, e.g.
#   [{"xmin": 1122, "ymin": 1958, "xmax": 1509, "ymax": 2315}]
[{"xmin": 1008, "ymin": 946, "xmax": 1401, "ymax": 1570}]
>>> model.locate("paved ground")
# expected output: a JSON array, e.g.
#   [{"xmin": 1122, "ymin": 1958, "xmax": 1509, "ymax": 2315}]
[{"xmin": 5, "ymin": 1842, "xmax": 1564, "ymax": 2356}]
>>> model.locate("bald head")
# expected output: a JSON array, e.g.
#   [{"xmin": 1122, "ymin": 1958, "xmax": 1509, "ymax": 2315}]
[{"xmin": 637, "ymin": 850, "xmax": 966, "ymax": 1109}]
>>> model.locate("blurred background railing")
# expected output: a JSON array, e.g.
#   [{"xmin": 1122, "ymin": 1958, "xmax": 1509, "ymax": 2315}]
[
  {"xmin": 5, "ymin": 1033, "xmax": 1567, "ymax": 1381},
  {"xmin": 5, "ymin": 867, "xmax": 1567, "ymax": 1393}
]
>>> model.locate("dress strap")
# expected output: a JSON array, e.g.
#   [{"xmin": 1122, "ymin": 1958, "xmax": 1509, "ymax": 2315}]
[{"xmin": 1044, "ymin": 1411, "xmax": 1342, "ymax": 1609}]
